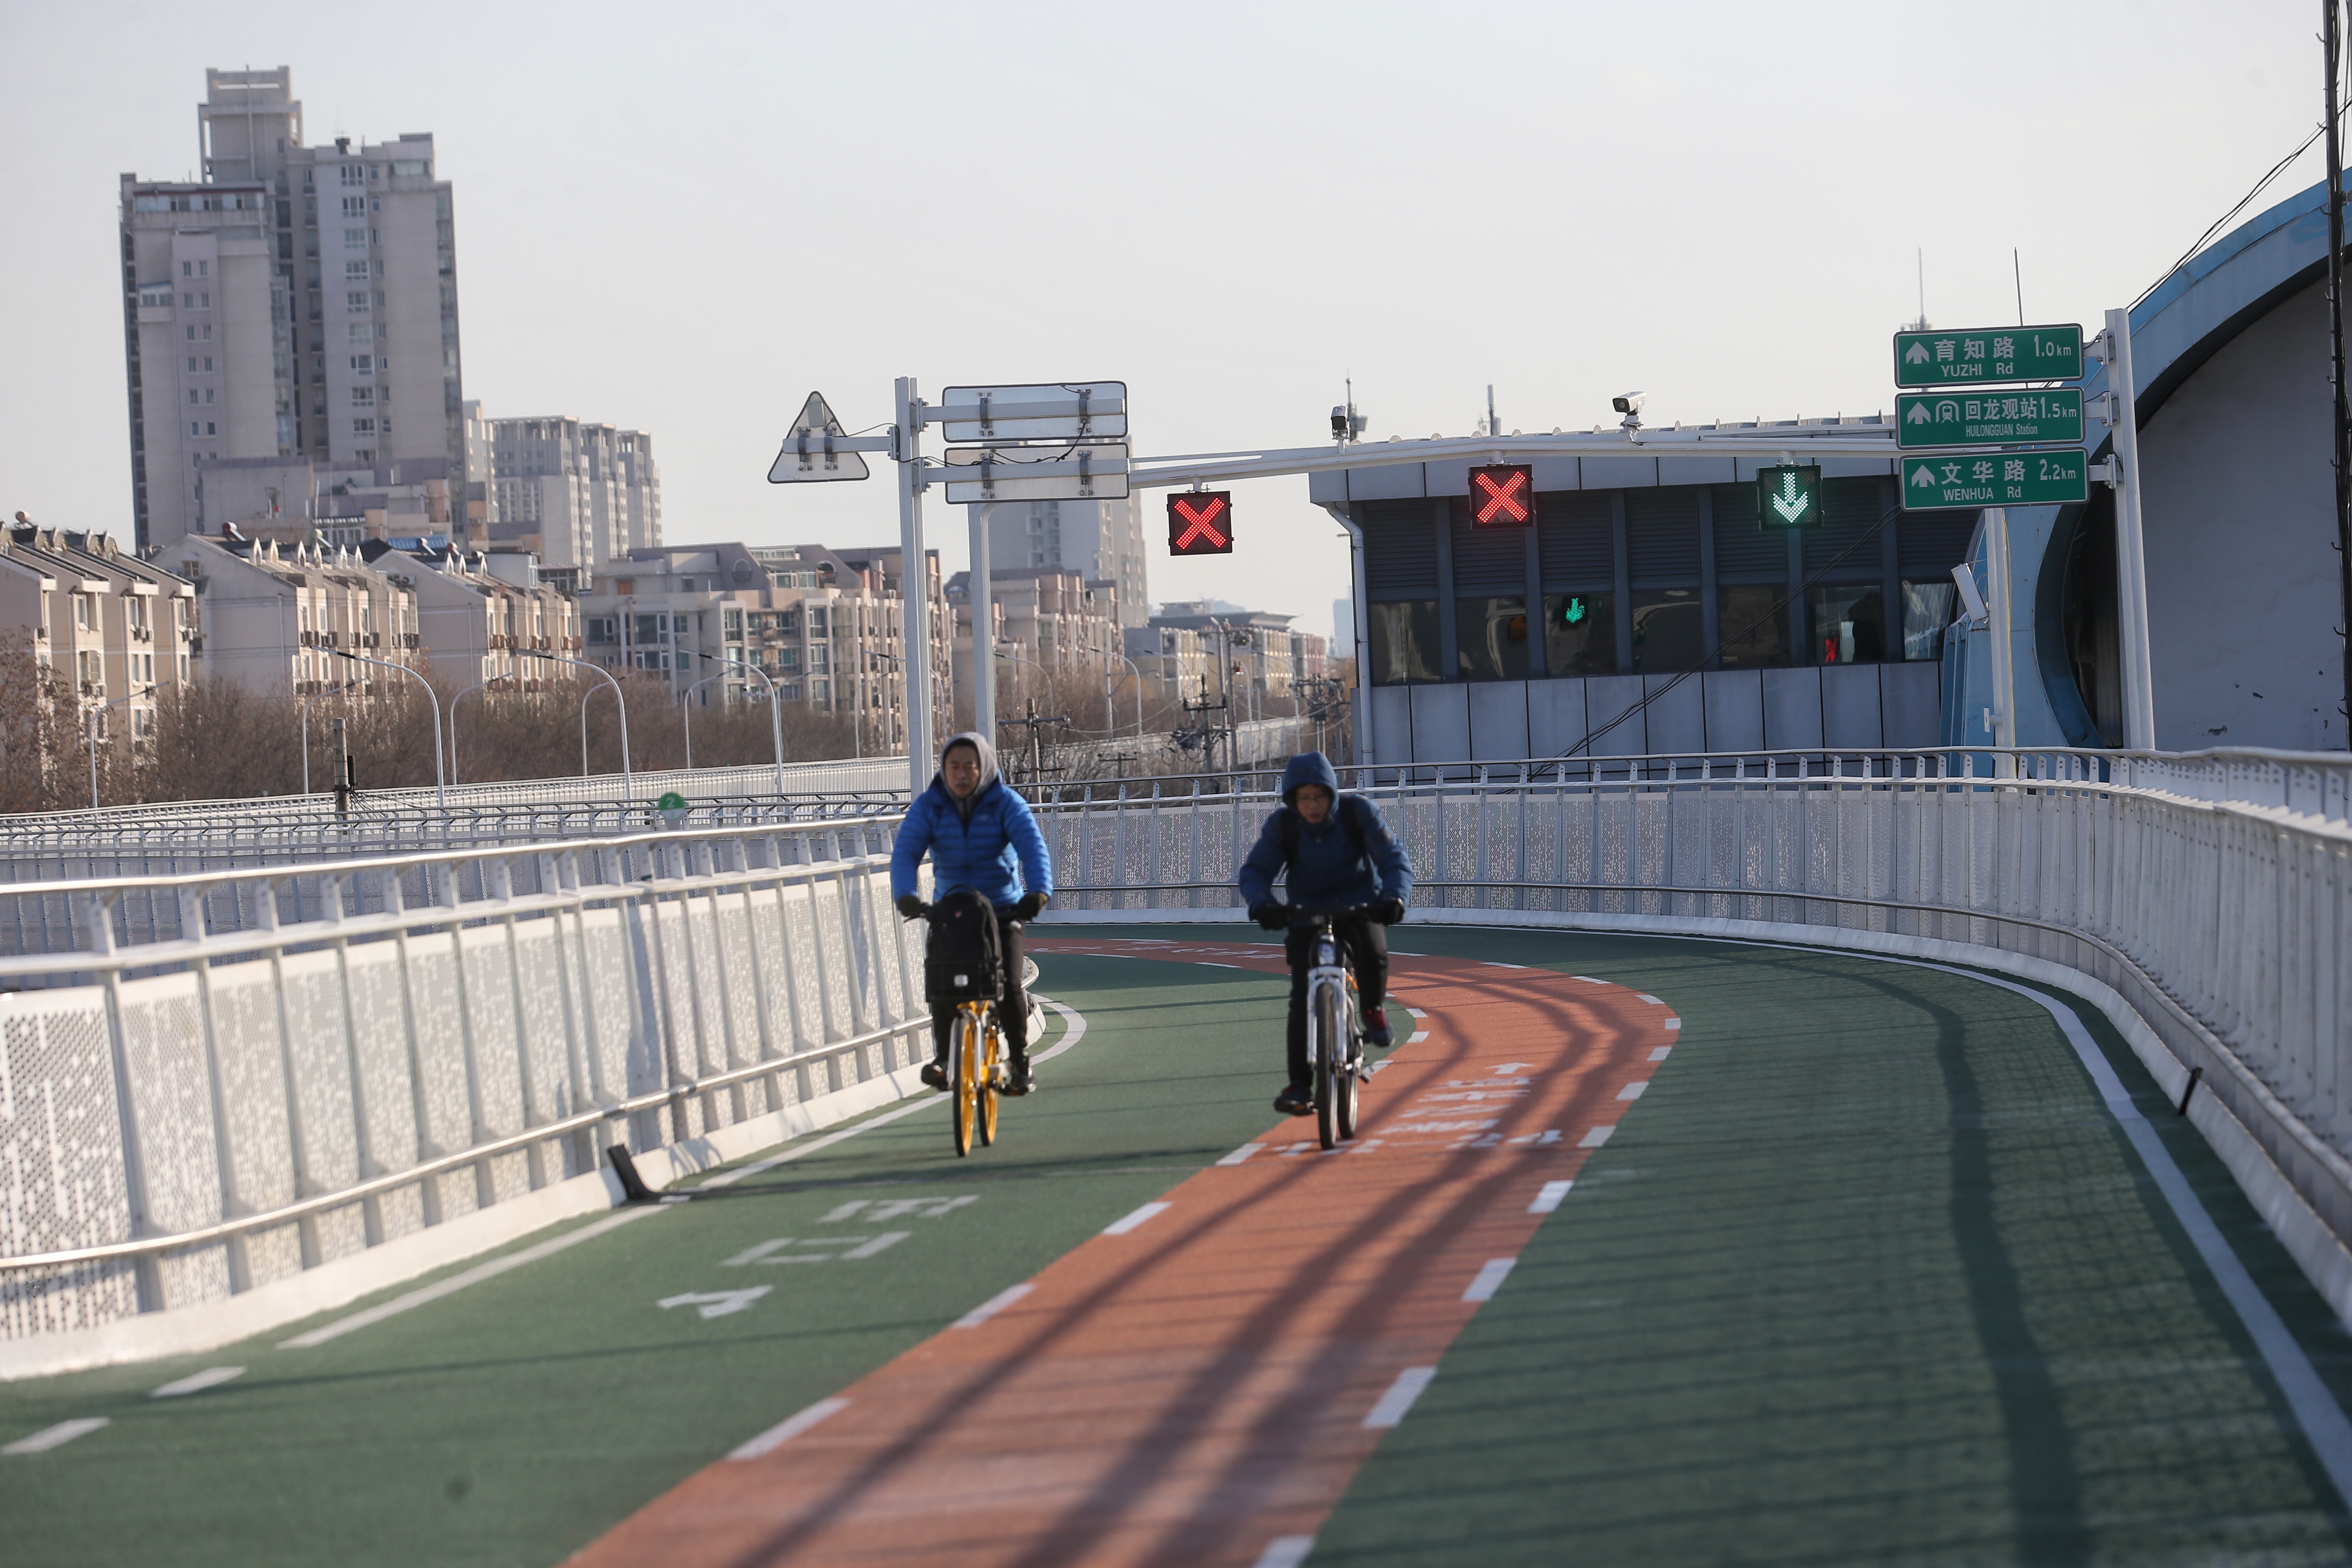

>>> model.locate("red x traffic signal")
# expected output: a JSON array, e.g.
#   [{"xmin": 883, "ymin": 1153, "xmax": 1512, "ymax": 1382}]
[
  {"xmin": 1469, "ymin": 465, "xmax": 1535, "ymax": 527},
  {"xmin": 1167, "ymin": 491, "xmax": 1234, "ymax": 555}
]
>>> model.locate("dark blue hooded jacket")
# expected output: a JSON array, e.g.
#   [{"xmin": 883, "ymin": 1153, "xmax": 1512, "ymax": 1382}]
[
  {"xmin": 1236, "ymin": 752, "xmax": 1412, "ymax": 911},
  {"xmin": 891, "ymin": 732, "xmax": 1053, "ymax": 909}
]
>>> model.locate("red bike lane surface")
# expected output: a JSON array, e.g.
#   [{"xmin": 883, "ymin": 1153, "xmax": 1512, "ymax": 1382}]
[{"xmin": 569, "ymin": 942, "xmax": 1673, "ymax": 1568}]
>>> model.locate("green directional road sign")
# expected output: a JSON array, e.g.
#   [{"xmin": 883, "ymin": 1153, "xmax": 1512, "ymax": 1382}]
[
  {"xmin": 1892, "ymin": 324, "xmax": 2082, "ymax": 387},
  {"xmin": 1896, "ymin": 388, "xmax": 2083, "ymax": 450},
  {"xmin": 1902, "ymin": 450, "xmax": 2089, "ymax": 511},
  {"xmin": 1757, "ymin": 465, "xmax": 1822, "ymax": 529}
]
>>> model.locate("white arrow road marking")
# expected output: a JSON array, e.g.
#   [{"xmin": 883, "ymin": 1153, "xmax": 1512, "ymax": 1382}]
[
  {"xmin": 659, "ymin": 1287, "xmax": 772, "ymax": 1319},
  {"xmin": 4, "ymin": 1418, "xmax": 108, "ymax": 1455},
  {"xmin": 152, "ymin": 1366, "xmax": 245, "ymax": 1399}
]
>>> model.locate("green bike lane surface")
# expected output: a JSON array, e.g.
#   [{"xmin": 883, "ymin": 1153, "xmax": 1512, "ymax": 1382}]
[
  {"xmin": 0, "ymin": 945, "xmax": 1305, "ymax": 1568},
  {"xmin": 7, "ymin": 923, "xmax": 2352, "ymax": 1567}
]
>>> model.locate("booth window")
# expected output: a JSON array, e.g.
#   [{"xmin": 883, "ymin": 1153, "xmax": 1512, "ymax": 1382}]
[
  {"xmin": 1368, "ymin": 601, "xmax": 1442, "ymax": 685},
  {"xmin": 1808, "ymin": 583, "xmax": 1886, "ymax": 665},
  {"xmin": 1631, "ymin": 588, "xmax": 1703, "ymax": 671},
  {"xmin": 1718, "ymin": 583, "xmax": 1789, "ymax": 668},
  {"xmin": 1542, "ymin": 593, "xmax": 1616, "ymax": 675},
  {"xmin": 1456, "ymin": 596, "xmax": 1530, "ymax": 681}
]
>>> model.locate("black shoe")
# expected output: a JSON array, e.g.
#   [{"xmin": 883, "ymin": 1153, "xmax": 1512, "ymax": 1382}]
[
  {"xmin": 1000, "ymin": 1060, "xmax": 1035, "ymax": 1096},
  {"xmin": 1274, "ymin": 1083, "xmax": 1314, "ymax": 1116},
  {"xmin": 919, "ymin": 1059, "xmax": 948, "ymax": 1092}
]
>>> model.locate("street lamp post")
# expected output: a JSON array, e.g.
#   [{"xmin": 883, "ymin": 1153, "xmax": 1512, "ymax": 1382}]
[
  {"xmin": 299, "ymin": 678, "xmax": 361, "ymax": 794},
  {"xmin": 520, "ymin": 650, "xmax": 631, "ymax": 793},
  {"xmin": 329, "ymin": 649, "xmax": 447, "ymax": 812},
  {"xmin": 1111, "ymin": 652, "xmax": 1146, "ymax": 739},
  {"xmin": 85, "ymin": 686, "xmax": 156, "ymax": 813},
  {"xmin": 446, "ymin": 672, "xmax": 505, "ymax": 786},
  {"xmin": 678, "ymin": 671, "xmax": 726, "ymax": 771},
  {"xmin": 682, "ymin": 648, "xmax": 788, "ymax": 796}
]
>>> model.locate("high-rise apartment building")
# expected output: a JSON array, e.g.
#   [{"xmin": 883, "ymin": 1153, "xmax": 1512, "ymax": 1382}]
[
  {"xmin": 488, "ymin": 417, "xmax": 662, "ymax": 570},
  {"xmin": 119, "ymin": 68, "xmax": 467, "ymax": 553},
  {"xmin": 984, "ymin": 496, "xmax": 1149, "ymax": 629}
]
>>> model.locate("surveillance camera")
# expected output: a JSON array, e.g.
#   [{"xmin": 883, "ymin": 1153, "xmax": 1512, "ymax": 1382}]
[
  {"xmin": 1332, "ymin": 406, "xmax": 1350, "ymax": 438},
  {"xmin": 1611, "ymin": 392, "xmax": 1647, "ymax": 416}
]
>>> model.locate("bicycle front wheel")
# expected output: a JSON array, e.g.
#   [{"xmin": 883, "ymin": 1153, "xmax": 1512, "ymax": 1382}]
[
  {"xmin": 952, "ymin": 1009, "xmax": 979, "ymax": 1157},
  {"xmin": 977, "ymin": 1013, "xmax": 1001, "ymax": 1147},
  {"xmin": 1315, "ymin": 981, "xmax": 1344, "ymax": 1151}
]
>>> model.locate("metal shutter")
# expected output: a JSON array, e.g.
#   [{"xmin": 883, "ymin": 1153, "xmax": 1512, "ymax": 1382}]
[
  {"xmin": 1807, "ymin": 477, "xmax": 1888, "ymax": 576},
  {"xmin": 1710, "ymin": 483, "xmax": 1786, "ymax": 575},
  {"xmin": 1358, "ymin": 499, "xmax": 1439, "ymax": 601},
  {"xmin": 1897, "ymin": 510, "xmax": 1977, "ymax": 576},
  {"xmin": 1626, "ymin": 489, "xmax": 1700, "ymax": 583},
  {"xmin": 1450, "ymin": 503, "xmax": 1529, "ymax": 595},
  {"xmin": 1538, "ymin": 491, "xmax": 1612, "ymax": 588}
]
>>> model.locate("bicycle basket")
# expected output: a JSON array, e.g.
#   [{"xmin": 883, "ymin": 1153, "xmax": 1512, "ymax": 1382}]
[{"xmin": 926, "ymin": 889, "xmax": 1004, "ymax": 1003}]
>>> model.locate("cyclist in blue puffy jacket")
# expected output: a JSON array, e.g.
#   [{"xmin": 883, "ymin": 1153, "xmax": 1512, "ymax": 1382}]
[
  {"xmin": 892, "ymin": 732, "xmax": 1054, "ymax": 1094},
  {"xmin": 1237, "ymin": 751, "xmax": 1413, "ymax": 1116}
]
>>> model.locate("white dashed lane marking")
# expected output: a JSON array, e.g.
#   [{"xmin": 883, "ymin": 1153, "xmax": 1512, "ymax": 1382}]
[
  {"xmin": 1103, "ymin": 1202, "xmax": 1172, "ymax": 1236},
  {"xmin": 1580, "ymin": 1125, "xmax": 1615, "ymax": 1149},
  {"xmin": 151, "ymin": 1366, "xmax": 244, "ymax": 1399},
  {"xmin": 1529, "ymin": 1180, "xmax": 1573, "ymax": 1214},
  {"xmin": 4, "ymin": 1418, "xmax": 108, "ymax": 1455},
  {"xmin": 1463, "ymin": 1258, "xmax": 1517, "ymax": 1302},
  {"xmin": 1363, "ymin": 1367, "xmax": 1438, "ymax": 1429},
  {"xmin": 1617, "ymin": 1081, "xmax": 1648, "ymax": 1101},
  {"xmin": 951, "ymin": 1283, "xmax": 1034, "ymax": 1329}
]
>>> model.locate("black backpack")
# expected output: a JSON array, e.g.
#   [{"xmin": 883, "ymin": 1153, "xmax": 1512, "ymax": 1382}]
[
  {"xmin": 1279, "ymin": 793, "xmax": 1371, "ymax": 868},
  {"xmin": 925, "ymin": 889, "xmax": 1004, "ymax": 1003}
]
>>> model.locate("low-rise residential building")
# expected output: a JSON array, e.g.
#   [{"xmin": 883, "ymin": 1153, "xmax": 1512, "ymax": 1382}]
[
  {"xmin": 1150, "ymin": 600, "xmax": 1298, "ymax": 706},
  {"xmin": 359, "ymin": 541, "xmax": 579, "ymax": 691},
  {"xmin": 1124, "ymin": 622, "xmax": 1210, "ymax": 711},
  {"xmin": 989, "ymin": 568, "xmax": 1123, "ymax": 681},
  {"xmin": 2, "ymin": 521, "xmax": 199, "ymax": 743},
  {"xmin": 578, "ymin": 541, "xmax": 950, "ymax": 752},
  {"xmin": 176, "ymin": 534, "xmax": 420, "ymax": 696}
]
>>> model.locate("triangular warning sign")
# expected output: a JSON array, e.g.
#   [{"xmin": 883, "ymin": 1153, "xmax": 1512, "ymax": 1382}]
[{"xmin": 768, "ymin": 392, "xmax": 871, "ymax": 484}]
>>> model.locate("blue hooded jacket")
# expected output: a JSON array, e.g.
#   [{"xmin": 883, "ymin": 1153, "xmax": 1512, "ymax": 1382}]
[
  {"xmin": 891, "ymin": 732, "xmax": 1054, "ymax": 909},
  {"xmin": 1237, "ymin": 752, "xmax": 1412, "ymax": 911}
]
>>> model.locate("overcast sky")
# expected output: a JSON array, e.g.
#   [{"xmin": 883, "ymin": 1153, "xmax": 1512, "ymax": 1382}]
[{"xmin": 0, "ymin": 1, "xmax": 2334, "ymax": 640}]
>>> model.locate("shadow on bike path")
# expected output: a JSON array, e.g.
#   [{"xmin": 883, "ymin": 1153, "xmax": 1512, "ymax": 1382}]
[{"xmin": 568, "ymin": 941, "xmax": 1670, "ymax": 1568}]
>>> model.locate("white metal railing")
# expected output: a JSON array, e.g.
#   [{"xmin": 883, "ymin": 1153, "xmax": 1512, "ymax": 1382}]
[
  {"xmin": 0, "ymin": 817, "xmax": 926, "ymax": 1341},
  {"xmin": 1035, "ymin": 744, "xmax": 2352, "ymax": 1257}
]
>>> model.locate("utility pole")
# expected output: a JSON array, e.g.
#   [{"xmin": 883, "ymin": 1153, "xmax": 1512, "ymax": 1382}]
[
  {"xmin": 331, "ymin": 716, "xmax": 353, "ymax": 817},
  {"xmin": 1000, "ymin": 697, "xmax": 1068, "ymax": 788},
  {"xmin": 2331, "ymin": 0, "xmax": 2352, "ymax": 740}
]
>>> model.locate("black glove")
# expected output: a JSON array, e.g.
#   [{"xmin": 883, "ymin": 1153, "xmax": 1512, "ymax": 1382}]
[
  {"xmin": 896, "ymin": 894, "xmax": 927, "ymax": 921},
  {"xmin": 1012, "ymin": 891, "xmax": 1046, "ymax": 922},
  {"xmin": 1374, "ymin": 897, "xmax": 1407, "ymax": 926},
  {"xmin": 1250, "ymin": 901, "xmax": 1288, "ymax": 931}
]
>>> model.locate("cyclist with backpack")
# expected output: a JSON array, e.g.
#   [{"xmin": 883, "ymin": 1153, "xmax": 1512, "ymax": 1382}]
[
  {"xmin": 892, "ymin": 732, "xmax": 1054, "ymax": 1095},
  {"xmin": 1238, "ymin": 751, "xmax": 1414, "ymax": 1116}
]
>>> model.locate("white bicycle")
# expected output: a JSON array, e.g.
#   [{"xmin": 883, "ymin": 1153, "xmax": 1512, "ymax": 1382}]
[{"xmin": 1293, "ymin": 906, "xmax": 1370, "ymax": 1151}]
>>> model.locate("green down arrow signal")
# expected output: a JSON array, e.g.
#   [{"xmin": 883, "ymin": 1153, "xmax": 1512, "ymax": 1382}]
[
  {"xmin": 1562, "ymin": 597, "xmax": 1588, "ymax": 626},
  {"xmin": 1769, "ymin": 471, "xmax": 1811, "ymax": 523},
  {"xmin": 1757, "ymin": 464, "xmax": 1822, "ymax": 530}
]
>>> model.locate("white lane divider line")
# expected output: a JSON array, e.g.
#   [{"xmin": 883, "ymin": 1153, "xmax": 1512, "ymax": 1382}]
[
  {"xmin": 951, "ymin": 1283, "xmax": 1035, "ymax": 1329},
  {"xmin": 1580, "ymin": 1125, "xmax": 1615, "ymax": 1149},
  {"xmin": 3, "ymin": 1418, "xmax": 108, "ymax": 1455},
  {"xmin": 1406, "ymin": 1007, "xmax": 1427, "ymax": 1018},
  {"xmin": 1253, "ymin": 1535, "xmax": 1317, "ymax": 1568},
  {"xmin": 1649, "ymin": 1045, "xmax": 1673, "ymax": 1063},
  {"xmin": 1570, "ymin": 976, "xmax": 1604, "ymax": 985},
  {"xmin": 1463, "ymin": 1258, "xmax": 1517, "ymax": 1303},
  {"xmin": 1637, "ymin": 993, "xmax": 1665, "ymax": 1005},
  {"xmin": 151, "ymin": 1366, "xmax": 245, "ymax": 1399},
  {"xmin": 1103, "ymin": 1201, "xmax": 1172, "ymax": 1236},
  {"xmin": 1408, "ymin": 1032, "xmax": 1431, "ymax": 1044},
  {"xmin": 1200, "ymin": 961, "xmax": 1243, "ymax": 969},
  {"xmin": 1529, "ymin": 1180, "xmax": 1573, "ymax": 1214},
  {"xmin": 1217, "ymin": 1143, "xmax": 1265, "ymax": 1166},
  {"xmin": 1363, "ymin": 1366, "xmax": 1438, "ymax": 1429},
  {"xmin": 1663, "ymin": 1018, "xmax": 1682, "ymax": 1030},
  {"xmin": 282, "ymin": 1205, "xmax": 662, "ymax": 1349},
  {"xmin": 1483, "ymin": 961, "xmax": 1528, "ymax": 969},
  {"xmin": 1617, "ymin": 1081, "xmax": 1648, "ymax": 1101},
  {"xmin": 730, "ymin": 1396, "xmax": 850, "ymax": 1460}
]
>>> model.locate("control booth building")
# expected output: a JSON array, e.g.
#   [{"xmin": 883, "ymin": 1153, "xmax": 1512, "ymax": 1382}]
[{"xmin": 1313, "ymin": 426, "xmax": 1977, "ymax": 765}]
